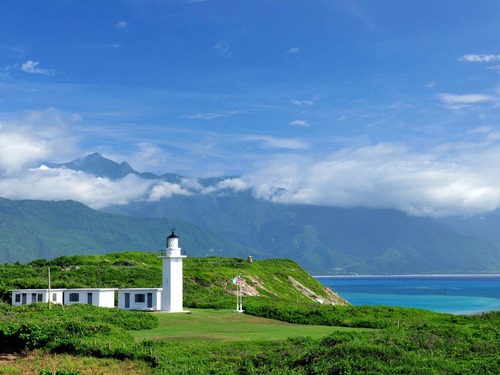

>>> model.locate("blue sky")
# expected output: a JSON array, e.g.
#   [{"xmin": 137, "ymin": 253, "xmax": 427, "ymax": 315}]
[{"xmin": 2, "ymin": 0, "xmax": 500, "ymax": 216}]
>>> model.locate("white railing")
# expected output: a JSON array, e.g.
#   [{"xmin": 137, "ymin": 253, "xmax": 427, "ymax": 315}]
[{"xmin": 157, "ymin": 249, "xmax": 187, "ymax": 257}]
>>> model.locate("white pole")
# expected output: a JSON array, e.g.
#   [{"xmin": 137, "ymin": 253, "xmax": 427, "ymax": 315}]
[
  {"xmin": 239, "ymin": 287, "xmax": 242, "ymax": 311},
  {"xmin": 236, "ymin": 282, "xmax": 239, "ymax": 311},
  {"xmin": 48, "ymin": 266, "xmax": 51, "ymax": 309}
]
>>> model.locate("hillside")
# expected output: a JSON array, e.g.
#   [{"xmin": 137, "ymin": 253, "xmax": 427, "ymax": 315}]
[
  {"xmin": 108, "ymin": 194, "xmax": 500, "ymax": 274},
  {"xmin": 0, "ymin": 252, "xmax": 347, "ymax": 306},
  {"xmin": 0, "ymin": 197, "xmax": 255, "ymax": 264},
  {"xmin": 439, "ymin": 209, "xmax": 500, "ymax": 246}
]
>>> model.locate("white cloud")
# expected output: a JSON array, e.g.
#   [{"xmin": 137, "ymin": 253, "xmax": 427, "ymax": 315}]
[
  {"xmin": 242, "ymin": 135, "xmax": 500, "ymax": 217},
  {"xmin": 424, "ymin": 81, "xmax": 435, "ymax": 89},
  {"xmin": 188, "ymin": 113, "xmax": 228, "ymax": 120},
  {"xmin": 488, "ymin": 65, "xmax": 500, "ymax": 74},
  {"xmin": 458, "ymin": 54, "xmax": 500, "ymax": 63},
  {"xmin": 215, "ymin": 177, "xmax": 247, "ymax": 191},
  {"xmin": 212, "ymin": 41, "xmax": 231, "ymax": 57},
  {"xmin": 0, "ymin": 108, "xmax": 80, "ymax": 175},
  {"xmin": 287, "ymin": 47, "xmax": 300, "ymax": 54},
  {"xmin": 147, "ymin": 181, "xmax": 192, "ymax": 201},
  {"xmin": 198, "ymin": 177, "xmax": 249, "ymax": 195},
  {"xmin": 0, "ymin": 167, "xmax": 153, "ymax": 209},
  {"xmin": 291, "ymin": 99, "xmax": 314, "ymax": 106},
  {"xmin": 80, "ymin": 43, "xmax": 122, "ymax": 49},
  {"xmin": 289, "ymin": 120, "xmax": 310, "ymax": 127},
  {"xmin": 115, "ymin": 21, "xmax": 128, "ymax": 29},
  {"xmin": 437, "ymin": 93, "xmax": 493, "ymax": 110},
  {"xmin": 113, "ymin": 142, "xmax": 171, "ymax": 175},
  {"xmin": 20, "ymin": 60, "xmax": 56, "ymax": 76},
  {"xmin": 244, "ymin": 135, "xmax": 308, "ymax": 150}
]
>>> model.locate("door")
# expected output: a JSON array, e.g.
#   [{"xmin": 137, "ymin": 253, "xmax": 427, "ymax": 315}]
[
  {"xmin": 87, "ymin": 293, "xmax": 93, "ymax": 305},
  {"xmin": 147, "ymin": 293, "xmax": 153, "ymax": 308},
  {"xmin": 124, "ymin": 293, "xmax": 130, "ymax": 308},
  {"xmin": 21, "ymin": 293, "xmax": 27, "ymax": 305}
]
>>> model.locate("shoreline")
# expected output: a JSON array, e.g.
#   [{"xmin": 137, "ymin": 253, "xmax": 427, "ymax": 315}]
[{"xmin": 314, "ymin": 273, "xmax": 500, "ymax": 278}]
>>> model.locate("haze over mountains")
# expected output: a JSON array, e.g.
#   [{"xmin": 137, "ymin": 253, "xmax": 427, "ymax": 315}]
[{"xmin": 1, "ymin": 153, "xmax": 499, "ymax": 275}]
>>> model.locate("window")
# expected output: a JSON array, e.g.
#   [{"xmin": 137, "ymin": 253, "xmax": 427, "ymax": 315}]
[
  {"xmin": 15, "ymin": 294, "xmax": 21, "ymax": 303},
  {"xmin": 52, "ymin": 293, "xmax": 57, "ymax": 302},
  {"xmin": 69, "ymin": 293, "xmax": 79, "ymax": 302},
  {"xmin": 37, "ymin": 294, "xmax": 43, "ymax": 302},
  {"xmin": 135, "ymin": 294, "xmax": 145, "ymax": 303}
]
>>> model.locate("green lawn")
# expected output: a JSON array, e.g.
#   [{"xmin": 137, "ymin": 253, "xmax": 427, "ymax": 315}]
[{"xmin": 130, "ymin": 309, "xmax": 359, "ymax": 342}]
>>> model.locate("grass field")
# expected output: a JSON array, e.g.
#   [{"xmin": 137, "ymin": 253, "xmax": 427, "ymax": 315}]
[
  {"xmin": 1, "ymin": 309, "xmax": 361, "ymax": 374},
  {"xmin": 131, "ymin": 308, "xmax": 360, "ymax": 342},
  {"xmin": 0, "ymin": 352, "xmax": 152, "ymax": 375}
]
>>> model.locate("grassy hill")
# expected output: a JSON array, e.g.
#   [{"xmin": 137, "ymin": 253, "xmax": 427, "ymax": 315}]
[{"xmin": 0, "ymin": 252, "xmax": 347, "ymax": 306}]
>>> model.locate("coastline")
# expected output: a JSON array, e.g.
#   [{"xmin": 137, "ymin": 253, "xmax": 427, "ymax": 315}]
[{"xmin": 315, "ymin": 273, "xmax": 500, "ymax": 278}]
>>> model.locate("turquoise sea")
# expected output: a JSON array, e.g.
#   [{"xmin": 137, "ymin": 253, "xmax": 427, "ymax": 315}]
[{"xmin": 317, "ymin": 275, "xmax": 500, "ymax": 314}]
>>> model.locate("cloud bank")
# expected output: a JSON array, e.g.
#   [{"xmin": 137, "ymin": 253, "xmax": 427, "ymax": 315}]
[
  {"xmin": 243, "ymin": 136, "xmax": 500, "ymax": 217},
  {"xmin": 3, "ymin": 109, "xmax": 500, "ymax": 217}
]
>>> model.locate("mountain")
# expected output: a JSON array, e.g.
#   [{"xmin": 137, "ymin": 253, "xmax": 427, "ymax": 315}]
[
  {"xmin": 438, "ymin": 210, "xmax": 500, "ymax": 247},
  {"xmin": 3, "ymin": 153, "xmax": 498, "ymax": 274},
  {"xmin": 108, "ymin": 194, "xmax": 500, "ymax": 274},
  {"xmin": 42, "ymin": 152, "xmax": 183, "ymax": 182},
  {"xmin": 0, "ymin": 197, "xmax": 254, "ymax": 264}
]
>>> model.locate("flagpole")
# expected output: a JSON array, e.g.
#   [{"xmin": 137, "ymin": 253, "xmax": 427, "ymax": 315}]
[
  {"xmin": 48, "ymin": 266, "xmax": 51, "ymax": 309},
  {"xmin": 239, "ymin": 282, "xmax": 242, "ymax": 311},
  {"xmin": 236, "ymin": 282, "xmax": 239, "ymax": 311},
  {"xmin": 239, "ymin": 286, "xmax": 242, "ymax": 311},
  {"xmin": 232, "ymin": 275, "xmax": 244, "ymax": 313}
]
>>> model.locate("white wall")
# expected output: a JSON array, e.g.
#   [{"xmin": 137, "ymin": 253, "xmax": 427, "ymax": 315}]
[
  {"xmin": 161, "ymin": 257, "xmax": 185, "ymax": 312},
  {"xmin": 11, "ymin": 289, "xmax": 64, "ymax": 306},
  {"xmin": 64, "ymin": 289, "xmax": 116, "ymax": 308},
  {"xmin": 118, "ymin": 288, "xmax": 161, "ymax": 310}
]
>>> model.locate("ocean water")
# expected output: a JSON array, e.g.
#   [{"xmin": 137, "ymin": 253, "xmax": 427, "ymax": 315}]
[{"xmin": 317, "ymin": 275, "xmax": 500, "ymax": 314}]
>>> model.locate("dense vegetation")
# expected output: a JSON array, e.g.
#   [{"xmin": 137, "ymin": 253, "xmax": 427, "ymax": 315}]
[
  {"xmin": 146, "ymin": 308, "xmax": 500, "ymax": 374},
  {"xmin": 1, "ymin": 303, "xmax": 498, "ymax": 374},
  {"xmin": 0, "ymin": 303, "xmax": 165, "ymax": 373},
  {"xmin": 0, "ymin": 252, "xmax": 498, "ymax": 374}
]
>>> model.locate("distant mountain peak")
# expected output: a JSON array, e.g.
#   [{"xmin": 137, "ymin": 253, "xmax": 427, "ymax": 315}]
[
  {"xmin": 40, "ymin": 153, "xmax": 184, "ymax": 183},
  {"xmin": 40, "ymin": 153, "xmax": 136, "ymax": 180}
]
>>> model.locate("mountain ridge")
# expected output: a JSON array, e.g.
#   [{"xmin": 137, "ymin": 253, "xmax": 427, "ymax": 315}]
[{"xmin": 1, "ymin": 153, "xmax": 497, "ymax": 274}]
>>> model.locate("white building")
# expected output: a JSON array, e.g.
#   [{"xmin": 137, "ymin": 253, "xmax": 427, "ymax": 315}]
[
  {"xmin": 63, "ymin": 288, "xmax": 116, "ymax": 308},
  {"xmin": 159, "ymin": 230, "xmax": 187, "ymax": 312},
  {"xmin": 12, "ymin": 231, "xmax": 190, "ymax": 311},
  {"xmin": 117, "ymin": 288, "xmax": 162, "ymax": 310},
  {"xmin": 11, "ymin": 289, "xmax": 64, "ymax": 306}
]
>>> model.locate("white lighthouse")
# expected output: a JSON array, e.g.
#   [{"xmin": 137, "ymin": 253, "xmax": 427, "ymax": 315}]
[{"xmin": 160, "ymin": 230, "xmax": 187, "ymax": 312}]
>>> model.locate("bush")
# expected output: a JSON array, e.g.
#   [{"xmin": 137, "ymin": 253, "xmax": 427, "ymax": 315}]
[{"xmin": 0, "ymin": 304, "xmax": 158, "ymax": 354}]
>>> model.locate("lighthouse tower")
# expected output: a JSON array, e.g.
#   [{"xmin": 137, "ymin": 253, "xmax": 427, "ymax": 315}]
[{"xmin": 160, "ymin": 230, "xmax": 187, "ymax": 312}]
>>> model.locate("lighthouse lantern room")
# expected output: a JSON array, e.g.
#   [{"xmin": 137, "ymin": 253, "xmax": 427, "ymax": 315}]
[{"xmin": 159, "ymin": 230, "xmax": 187, "ymax": 312}]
